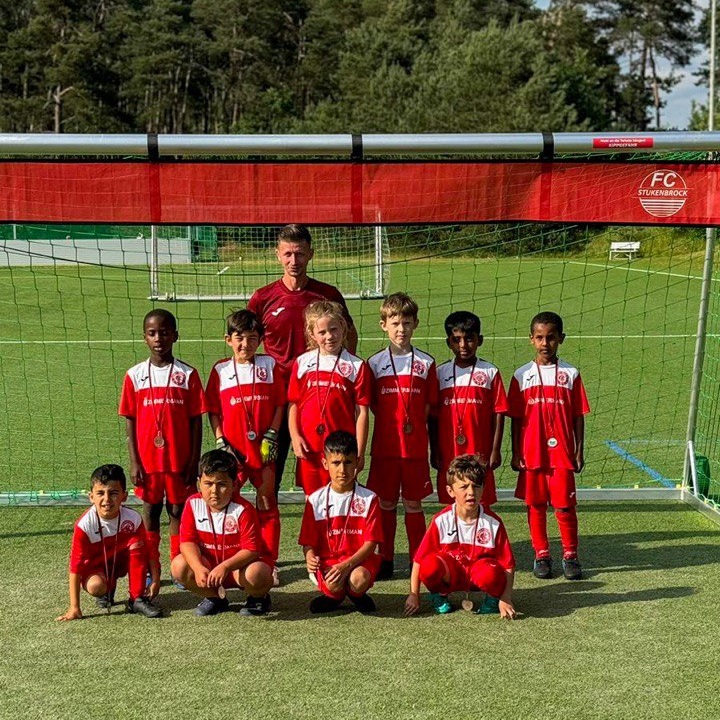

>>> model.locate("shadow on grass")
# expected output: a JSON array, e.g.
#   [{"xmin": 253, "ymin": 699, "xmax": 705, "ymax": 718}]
[{"xmin": 515, "ymin": 582, "xmax": 695, "ymax": 619}]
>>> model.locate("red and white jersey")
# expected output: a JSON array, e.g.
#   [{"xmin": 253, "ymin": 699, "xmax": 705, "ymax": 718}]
[
  {"xmin": 368, "ymin": 347, "xmax": 438, "ymax": 459},
  {"xmin": 119, "ymin": 358, "xmax": 205, "ymax": 474},
  {"xmin": 416, "ymin": 504, "xmax": 515, "ymax": 571},
  {"xmin": 248, "ymin": 278, "xmax": 353, "ymax": 377},
  {"xmin": 507, "ymin": 359, "xmax": 590, "ymax": 471},
  {"xmin": 288, "ymin": 349, "xmax": 371, "ymax": 454},
  {"xmin": 179, "ymin": 493, "xmax": 260, "ymax": 566},
  {"xmin": 69, "ymin": 506, "xmax": 146, "ymax": 576},
  {"xmin": 434, "ymin": 359, "xmax": 508, "ymax": 468},
  {"xmin": 298, "ymin": 483, "xmax": 383, "ymax": 563},
  {"xmin": 205, "ymin": 354, "xmax": 286, "ymax": 471}
]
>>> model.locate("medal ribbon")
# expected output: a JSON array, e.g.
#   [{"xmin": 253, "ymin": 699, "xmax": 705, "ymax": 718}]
[
  {"xmin": 451, "ymin": 358, "xmax": 478, "ymax": 439},
  {"xmin": 147, "ymin": 359, "xmax": 175, "ymax": 443},
  {"xmin": 387, "ymin": 347, "xmax": 415, "ymax": 426},
  {"xmin": 314, "ymin": 350, "xmax": 341, "ymax": 427},
  {"xmin": 233, "ymin": 358, "xmax": 257, "ymax": 437},
  {"xmin": 535, "ymin": 361, "xmax": 559, "ymax": 443},
  {"xmin": 96, "ymin": 510, "xmax": 120, "ymax": 590},
  {"xmin": 207, "ymin": 503, "xmax": 230, "ymax": 566},
  {"xmin": 325, "ymin": 485, "xmax": 357, "ymax": 557},
  {"xmin": 454, "ymin": 506, "xmax": 481, "ymax": 598}
]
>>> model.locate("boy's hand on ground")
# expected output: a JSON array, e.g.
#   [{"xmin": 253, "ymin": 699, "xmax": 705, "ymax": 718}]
[
  {"xmin": 56, "ymin": 607, "xmax": 83, "ymax": 622},
  {"xmin": 147, "ymin": 577, "xmax": 161, "ymax": 600},
  {"xmin": 499, "ymin": 600, "xmax": 517, "ymax": 620},
  {"xmin": 404, "ymin": 593, "xmax": 420, "ymax": 616}
]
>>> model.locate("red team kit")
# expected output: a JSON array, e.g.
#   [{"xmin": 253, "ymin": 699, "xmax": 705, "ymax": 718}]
[{"xmin": 60, "ymin": 300, "xmax": 588, "ymax": 620}]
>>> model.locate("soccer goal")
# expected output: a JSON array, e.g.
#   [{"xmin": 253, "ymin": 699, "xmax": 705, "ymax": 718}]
[
  {"xmin": 0, "ymin": 132, "xmax": 719, "ymax": 521},
  {"xmin": 148, "ymin": 224, "xmax": 390, "ymax": 301}
]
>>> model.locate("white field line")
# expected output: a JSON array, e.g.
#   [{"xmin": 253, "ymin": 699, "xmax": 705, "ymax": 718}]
[
  {"xmin": 0, "ymin": 334, "xmax": 716, "ymax": 345},
  {"xmin": 565, "ymin": 260, "xmax": 718, "ymax": 282}
]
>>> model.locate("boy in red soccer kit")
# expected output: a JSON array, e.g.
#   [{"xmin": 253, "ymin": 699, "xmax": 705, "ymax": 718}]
[
  {"xmin": 206, "ymin": 309, "xmax": 284, "ymax": 570},
  {"xmin": 299, "ymin": 431, "xmax": 383, "ymax": 614},
  {"xmin": 367, "ymin": 292, "xmax": 437, "ymax": 579},
  {"xmin": 119, "ymin": 309, "xmax": 205, "ymax": 590},
  {"xmin": 171, "ymin": 450, "xmax": 274, "ymax": 616},
  {"xmin": 430, "ymin": 311, "xmax": 507, "ymax": 507},
  {"xmin": 404, "ymin": 454, "xmax": 516, "ymax": 619},
  {"xmin": 56, "ymin": 464, "xmax": 161, "ymax": 620},
  {"xmin": 288, "ymin": 300, "xmax": 371, "ymax": 496},
  {"xmin": 508, "ymin": 311, "xmax": 590, "ymax": 581}
]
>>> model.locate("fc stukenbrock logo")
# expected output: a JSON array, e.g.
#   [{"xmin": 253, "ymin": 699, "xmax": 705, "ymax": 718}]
[{"xmin": 638, "ymin": 170, "xmax": 688, "ymax": 218}]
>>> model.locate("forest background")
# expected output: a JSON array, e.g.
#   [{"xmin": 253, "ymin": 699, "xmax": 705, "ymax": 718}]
[{"xmin": 0, "ymin": 0, "xmax": 712, "ymax": 136}]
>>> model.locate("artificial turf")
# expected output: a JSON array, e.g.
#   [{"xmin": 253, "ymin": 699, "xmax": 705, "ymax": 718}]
[{"xmin": 2, "ymin": 500, "xmax": 719, "ymax": 720}]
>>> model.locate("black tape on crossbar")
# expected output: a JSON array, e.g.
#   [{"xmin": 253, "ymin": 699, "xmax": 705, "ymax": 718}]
[
  {"xmin": 540, "ymin": 132, "xmax": 554, "ymax": 161},
  {"xmin": 147, "ymin": 133, "xmax": 160, "ymax": 161},
  {"xmin": 351, "ymin": 134, "xmax": 363, "ymax": 162}
]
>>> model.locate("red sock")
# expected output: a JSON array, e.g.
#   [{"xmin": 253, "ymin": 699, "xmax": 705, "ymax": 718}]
[
  {"xmin": 128, "ymin": 545, "xmax": 148, "ymax": 600},
  {"xmin": 527, "ymin": 504, "xmax": 550, "ymax": 558},
  {"xmin": 146, "ymin": 530, "xmax": 161, "ymax": 563},
  {"xmin": 404, "ymin": 510, "xmax": 426, "ymax": 563},
  {"xmin": 555, "ymin": 507, "xmax": 579, "ymax": 558},
  {"xmin": 169, "ymin": 533, "xmax": 180, "ymax": 561},
  {"xmin": 258, "ymin": 506, "xmax": 281, "ymax": 563},
  {"xmin": 380, "ymin": 508, "xmax": 398, "ymax": 561}
]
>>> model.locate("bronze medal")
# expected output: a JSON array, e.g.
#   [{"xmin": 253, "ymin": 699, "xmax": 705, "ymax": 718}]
[
  {"xmin": 154, "ymin": 433, "xmax": 165, "ymax": 448},
  {"xmin": 316, "ymin": 423, "xmax": 326, "ymax": 435},
  {"xmin": 403, "ymin": 421, "xmax": 413, "ymax": 434},
  {"xmin": 217, "ymin": 585, "xmax": 226, "ymax": 600},
  {"xmin": 461, "ymin": 598, "xmax": 474, "ymax": 612},
  {"xmin": 456, "ymin": 433, "xmax": 467, "ymax": 446}
]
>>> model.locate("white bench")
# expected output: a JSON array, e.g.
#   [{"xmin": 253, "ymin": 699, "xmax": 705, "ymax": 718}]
[{"xmin": 609, "ymin": 241, "xmax": 640, "ymax": 260}]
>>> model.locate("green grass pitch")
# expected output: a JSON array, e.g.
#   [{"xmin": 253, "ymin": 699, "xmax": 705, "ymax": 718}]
[
  {"xmin": 0, "ymin": 253, "xmax": 707, "ymax": 495},
  {"xmin": 2, "ymin": 501, "xmax": 719, "ymax": 720}
]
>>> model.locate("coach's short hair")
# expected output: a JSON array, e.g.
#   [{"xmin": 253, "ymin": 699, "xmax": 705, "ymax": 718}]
[
  {"xmin": 199, "ymin": 449, "xmax": 239, "ymax": 482},
  {"xmin": 446, "ymin": 454, "xmax": 487, "ymax": 487},
  {"xmin": 91, "ymin": 464, "xmax": 127, "ymax": 491},
  {"xmin": 324, "ymin": 430, "xmax": 358, "ymax": 457},
  {"xmin": 530, "ymin": 311, "xmax": 564, "ymax": 335},
  {"xmin": 444, "ymin": 310, "xmax": 481, "ymax": 337},
  {"xmin": 380, "ymin": 292, "xmax": 419, "ymax": 321},
  {"xmin": 143, "ymin": 308, "xmax": 177, "ymax": 331},
  {"xmin": 226, "ymin": 309, "xmax": 264, "ymax": 338},
  {"xmin": 277, "ymin": 224, "xmax": 312, "ymax": 245}
]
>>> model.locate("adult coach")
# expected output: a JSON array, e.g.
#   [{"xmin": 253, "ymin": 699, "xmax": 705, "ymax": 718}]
[{"xmin": 248, "ymin": 224, "xmax": 358, "ymax": 492}]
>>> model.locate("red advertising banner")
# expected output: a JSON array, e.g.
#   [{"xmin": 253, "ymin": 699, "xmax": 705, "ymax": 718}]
[{"xmin": 0, "ymin": 161, "xmax": 715, "ymax": 225}]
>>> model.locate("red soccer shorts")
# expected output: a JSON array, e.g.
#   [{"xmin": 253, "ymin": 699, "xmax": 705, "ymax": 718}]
[
  {"xmin": 80, "ymin": 558, "xmax": 129, "ymax": 590},
  {"xmin": 134, "ymin": 472, "xmax": 191, "ymax": 505},
  {"xmin": 295, "ymin": 454, "xmax": 330, "ymax": 495},
  {"xmin": 315, "ymin": 553, "xmax": 382, "ymax": 600},
  {"xmin": 418, "ymin": 551, "xmax": 507, "ymax": 598},
  {"xmin": 514, "ymin": 468, "xmax": 577, "ymax": 508},
  {"xmin": 367, "ymin": 457, "xmax": 433, "ymax": 504},
  {"xmin": 436, "ymin": 466, "xmax": 497, "ymax": 506}
]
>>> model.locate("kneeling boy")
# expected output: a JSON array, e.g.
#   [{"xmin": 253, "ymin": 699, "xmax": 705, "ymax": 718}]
[
  {"xmin": 404, "ymin": 454, "xmax": 517, "ymax": 619},
  {"xmin": 171, "ymin": 450, "xmax": 273, "ymax": 616},
  {"xmin": 299, "ymin": 430, "xmax": 383, "ymax": 613},
  {"xmin": 56, "ymin": 464, "xmax": 161, "ymax": 621}
]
